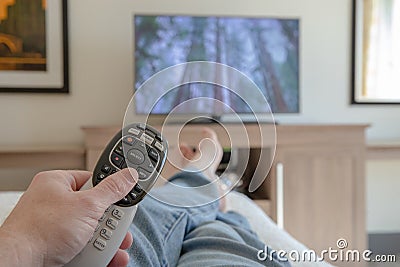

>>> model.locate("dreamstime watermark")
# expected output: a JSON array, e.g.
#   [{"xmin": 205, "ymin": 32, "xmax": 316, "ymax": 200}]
[{"xmin": 257, "ymin": 238, "xmax": 397, "ymax": 263}]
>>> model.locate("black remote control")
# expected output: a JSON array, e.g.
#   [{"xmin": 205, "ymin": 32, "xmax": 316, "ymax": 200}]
[
  {"xmin": 65, "ymin": 123, "xmax": 168, "ymax": 267},
  {"xmin": 94, "ymin": 123, "xmax": 167, "ymax": 206}
]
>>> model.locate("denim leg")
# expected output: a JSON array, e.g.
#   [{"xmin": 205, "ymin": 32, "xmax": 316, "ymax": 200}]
[
  {"xmin": 127, "ymin": 171, "xmax": 220, "ymax": 267},
  {"xmin": 127, "ymin": 171, "xmax": 290, "ymax": 267},
  {"xmin": 177, "ymin": 212, "xmax": 291, "ymax": 267}
]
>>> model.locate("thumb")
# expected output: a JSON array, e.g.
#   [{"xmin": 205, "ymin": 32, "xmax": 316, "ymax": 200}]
[{"xmin": 87, "ymin": 168, "xmax": 138, "ymax": 207}]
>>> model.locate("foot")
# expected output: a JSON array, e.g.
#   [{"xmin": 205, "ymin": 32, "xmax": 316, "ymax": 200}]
[
  {"xmin": 185, "ymin": 128, "xmax": 226, "ymax": 210},
  {"xmin": 159, "ymin": 128, "xmax": 226, "ymax": 210},
  {"xmin": 159, "ymin": 142, "xmax": 197, "ymax": 183},
  {"xmin": 186, "ymin": 128, "xmax": 223, "ymax": 181}
]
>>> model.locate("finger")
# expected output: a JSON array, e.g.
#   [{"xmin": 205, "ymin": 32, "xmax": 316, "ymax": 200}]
[
  {"xmin": 66, "ymin": 170, "xmax": 93, "ymax": 191},
  {"xmin": 119, "ymin": 231, "xmax": 133, "ymax": 250},
  {"xmin": 107, "ymin": 249, "xmax": 129, "ymax": 267},
  {"xmin": 87, "ymin": 168, "xmax": 138, "ymax": 206}
]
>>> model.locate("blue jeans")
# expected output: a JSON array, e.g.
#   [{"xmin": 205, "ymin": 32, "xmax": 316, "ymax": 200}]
[{"xmin": 127, "ymin": 171, "xmax": 291, "ymax": 267}]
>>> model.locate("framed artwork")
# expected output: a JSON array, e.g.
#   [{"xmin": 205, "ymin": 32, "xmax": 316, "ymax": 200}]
[
  {"xmin": 0, "ymin": 0, "xmax": 68, "ymax": 93},
  {"xmin": 352, "ymin": 0, "xmax": 400, "ymax": 103}
]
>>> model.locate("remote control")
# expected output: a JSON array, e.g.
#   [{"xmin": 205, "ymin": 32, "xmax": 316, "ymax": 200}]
[{"xmin": 65, "ymin": 123, "xmax": 168, "ymax": 267}]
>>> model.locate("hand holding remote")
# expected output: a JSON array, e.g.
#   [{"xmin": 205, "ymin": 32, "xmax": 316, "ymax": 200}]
[
  {"xmin": 0, "ymin": 124, "xmax": 167, "ymax": 267},
  {"xmin": 65, "ymin": 123, "xmax": 168, "ymax": 267},
  {"xmin": 0, "ymin": 169, "xmax": 137, "ymax": 267}
]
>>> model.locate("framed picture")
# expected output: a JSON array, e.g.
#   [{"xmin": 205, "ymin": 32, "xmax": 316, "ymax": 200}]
[
  {"xmin": 0, "ymin": 0, "xmax": 68, "ymax": 93},
  {"xmin": 352, "ymin": 0, "xmax": 400, "ymax": 104}
]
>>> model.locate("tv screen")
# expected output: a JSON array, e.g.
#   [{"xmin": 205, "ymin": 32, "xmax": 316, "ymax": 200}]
[{"xmin": 134, "ymin": 15, "xmax": 299, "ymax": 114}]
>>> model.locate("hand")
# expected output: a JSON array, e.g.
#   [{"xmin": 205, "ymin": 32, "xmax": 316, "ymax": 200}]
[{"xmin": 0, "ymin": 169, "xmax": 138, "ymax": 267}]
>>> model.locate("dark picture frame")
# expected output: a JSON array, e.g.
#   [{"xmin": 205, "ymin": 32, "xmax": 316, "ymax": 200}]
[
  {"xmin": 352, "ymin": 0, "xmax": 400, "ymax": 104},
  {"xmin": 0, "ymin": 0, "xmax": 69, "ymax": 93}
]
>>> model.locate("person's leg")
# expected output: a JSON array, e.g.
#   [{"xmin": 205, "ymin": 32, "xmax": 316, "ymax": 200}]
[
  {"xmin": 177, "ymin": 211, "xmax": 291, "ymax": 267},
  {"xmin": 127, "ymin": 168, "xmax": 222, "ymax": 266},
  {"xmin": 128, "ymin": 128, "xmax": 289, "ymax": 266},
  {"xmin": 161, "ymin": 129, "xmax": 289, "ymax": 266},
  {"xmin": 127, "ymin": 129, "xmax": 223, "ymax": 266}
]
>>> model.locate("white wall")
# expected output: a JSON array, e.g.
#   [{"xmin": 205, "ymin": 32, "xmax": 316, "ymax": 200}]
[
  {"xmin": 0, "ymin": 0, "xmax": 399, "ymax": 146},
  {"xmin": 367, "ymin": 160, "xmax": 400, "ymax": 233}
]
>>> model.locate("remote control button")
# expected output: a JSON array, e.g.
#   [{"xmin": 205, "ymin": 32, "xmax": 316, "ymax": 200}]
[
  {"xmin": 99, "ymin": 213, "xmax": 107, "ymax": 222},
  {"xmin": 116, "ymin": 196, "xmax": 131, "ymax": 206},
  {"xmin": 137, "ymin": 167, "xmax": 150, "ymax": 180},
  {"xmin": 100, "ymin": 228, "xmax": 112, "ymax": 240},
  {"xmin": 97, "ymin": 173, "xmax": 106, "ymax": 181},
  {"xmin": 136, "ymin": 140, "xmax": 147, "ymax": 150},
  {"xmin": 127, "ymin": 149, "xmax": 145, "ymax": 165},
  {"xmin": 101, "ymin": 164, "xmax": 112, "ymax": 174},
  {"xmin": 148, "ymin": 147, "xmax": 159, "ymax": 162},
  {"xmin": 112, "ymin": 208, "xmax": 124, "ymax": 220},
  {"xmin": 155, "ymin": 133, "xmax": 163, "ymax": 142},
  {"xmin": 146, "ymin": 127, "xmax": 158, "ymax": 135},
  {"xmin": 134, "ymin": 183, "xmax": 143, "ymax": 193},
  {"xmin": 120, "ymin": 160, "xmax": 127, "ymax": 169},
  {"xmin": 93, "ymin": 238, "xmax": 106, "ymax": 251},
  {"xmin": 141, "ymin": 160, "xmax": 155, "ymax": 173},
  {"xmin": 145, "ymin": 129, "xmax": 155, "ymax": 136},
  {"xmin": 128, "ymin": 128, "xmax": 141, "ymax": 136},
  {"xmin": 95, "ymin": 223, "xmax": 101, "ymax": 232},
  {"xmin": 114, "ymin": 143, "xmax": 124, "ymax": 156},
  {"xmin": 141, "ymin": 133, "xmax": 154, "ymax": 145},
  {"xmin": 155, "ymin": 141, "xmax": 164, "ymax": 152},
  {"xmin": 123, "ymin": 136, "xmax": 135, "ymax": 146},
  {"xmin": 111, "ymin": 153, "xmax": 124, "ymax": 168},
  {"xmin": 129, "ymin": 191, "xmax": 138, "ymax": 200},
  {"xmin": 105, "ymin": 218, "xmax": 118, "ymax": 230},
  {"xmin": 119, "ymin": 159, "xmax": 126, "ymax": 169},
  {"xmin": 110, "ymin": 169, "xmax": 117, "ymax": 174}
]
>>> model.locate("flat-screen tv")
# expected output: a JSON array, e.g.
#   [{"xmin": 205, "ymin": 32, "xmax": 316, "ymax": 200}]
[{"xmin": 134, "ymin": 15, "xmax": 299, "ymax": 115}]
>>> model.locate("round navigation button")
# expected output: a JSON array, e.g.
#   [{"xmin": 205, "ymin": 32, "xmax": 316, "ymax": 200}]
[{"xmin": 126, "ymin": 149, "xmax": 145, "ymax": 165}]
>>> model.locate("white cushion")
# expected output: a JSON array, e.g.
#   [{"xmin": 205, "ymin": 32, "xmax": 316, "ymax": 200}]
[
  {"xmin": 224, "ymin": 191, "xmax": 334, "ymax": 267},
  {"xmin": 0, "ymin": 191, "xmax": 23, "ymax": 226}
]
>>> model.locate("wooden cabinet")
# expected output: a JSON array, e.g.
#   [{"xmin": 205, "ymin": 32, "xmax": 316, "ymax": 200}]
[
  {"xmin": 0, "ymin": 146, "xmax": 85, "ymax": 191},
  {"xmin": 274, "ymin": 146, "xmax": 364, "ymax": 252},
  {"xmin": 262, "ymin": 126, "xmax": 367, "ymax": 267},
  {"xmin": 82, "ymin": 124, "xmax": 367, "ymax": 266}
]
